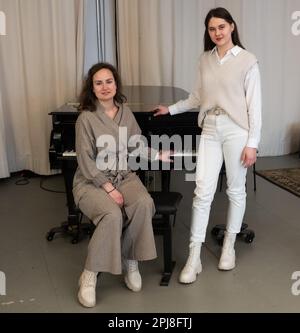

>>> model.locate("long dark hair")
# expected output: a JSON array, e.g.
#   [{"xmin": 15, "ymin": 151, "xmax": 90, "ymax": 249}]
[
  {"xmin": 79, "ymin": 62, "xmax": 127, "ymax": 112},
  {"xmin": 204, "ymin": 7, "xmax": 245, "ymax": 51}
]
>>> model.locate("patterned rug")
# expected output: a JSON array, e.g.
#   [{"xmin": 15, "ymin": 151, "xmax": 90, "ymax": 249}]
[{"xmin": 255, "ymin": 167, "xmax": 300, "ymax": 197}]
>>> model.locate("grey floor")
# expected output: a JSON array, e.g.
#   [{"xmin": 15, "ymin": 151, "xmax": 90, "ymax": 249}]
[{"xmin": 0, "ymin": 153, "xmax": 300, "ymax": 313}]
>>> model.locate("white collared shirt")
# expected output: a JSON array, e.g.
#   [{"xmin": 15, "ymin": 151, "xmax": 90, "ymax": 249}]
[{"xmin": 169, "ymin": 45, "xmax": 262, "ymax": 148}]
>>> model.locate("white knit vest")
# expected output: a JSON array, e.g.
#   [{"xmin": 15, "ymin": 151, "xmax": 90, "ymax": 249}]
[{"xmin": 198, "ymin": 49, "xmax": 257, "ymax": 130}]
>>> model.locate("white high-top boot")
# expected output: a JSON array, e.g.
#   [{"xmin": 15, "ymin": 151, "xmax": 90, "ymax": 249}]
[
  {"xmin": 78, "ymin": 269, "xmax": 97, "ymax": 307},
  {"xmin": 218, "ymin": 231, "xmax": 236, "ymax": 270},
  {"xmin": 179, "ymin": 242, "xmax": 202, "ymax": 284},
  {"xmin": 123, "ymin": 259, "xmax": 142, "ymax": 292}
]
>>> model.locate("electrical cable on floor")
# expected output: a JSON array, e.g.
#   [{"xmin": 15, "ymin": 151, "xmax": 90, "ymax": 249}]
[
  {"xmin": 39, "ymin": 174, "xmax": 65, "ymax": 193},
  {"xmin": 15, "ymin": 177, "xmax": 30, "ymax": 185},
  {"xmin": 14, "ymin": 172, "xmax": 65, "ymax": 194},
  {"xmin": 14, "ymin": 170, "xmax": 32, "ymax": 185}
]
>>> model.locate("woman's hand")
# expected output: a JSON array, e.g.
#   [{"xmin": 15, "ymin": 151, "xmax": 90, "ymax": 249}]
[
  {"xmin": 108, "ymin": 189, "xmax": 124, "ymax": 207},
  {"xmin": 102, "ymin": 182, "xmax": 124, "ymax": 207},
  {"xmin": 158, "ymin": 150, "xmax": 174, "ymax": 163},
  {"xmin": 153, "ymin": 105, "xmax": 169, "ymax": 117},
  {"xmin": 241, "ymin": 147, "xmax": 257, "ymax": 168}
]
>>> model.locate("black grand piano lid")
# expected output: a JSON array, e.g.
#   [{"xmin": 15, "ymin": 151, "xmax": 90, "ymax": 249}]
[{"xmin": 123, "ymin": 86, "xmax": 191, "ymax": 113}]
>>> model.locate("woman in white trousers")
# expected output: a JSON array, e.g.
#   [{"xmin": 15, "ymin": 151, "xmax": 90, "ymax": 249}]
[{"xmin": 154, "ymin": 7, "xmax": 262, "ymax": 283}]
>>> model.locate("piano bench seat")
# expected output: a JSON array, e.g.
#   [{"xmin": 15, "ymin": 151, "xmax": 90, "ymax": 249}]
[{"xmin": 150, "ymin": 191, "xmax": 182, "ymax": 215}]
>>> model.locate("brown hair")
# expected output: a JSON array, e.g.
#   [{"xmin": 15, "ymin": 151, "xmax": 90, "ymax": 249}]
[
  {"xmin": 79, "ymin": 62, "xmax": 127, "ymax": 111},
  {"xmin": 204, "ymin": 7, "xmax": 245, "ymax": 51}
]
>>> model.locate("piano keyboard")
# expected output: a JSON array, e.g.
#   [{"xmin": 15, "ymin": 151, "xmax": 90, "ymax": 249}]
[
  {"xmin": 171, "ymin": 150, "xmax": 197, "ymax": 157},
  {"xmin": 62, "ymin": 150, "xmax": 198, "ymax": 157},
  {"xmin": 62, "ymin": 150, "xmax": 77, "ymax": 157}
]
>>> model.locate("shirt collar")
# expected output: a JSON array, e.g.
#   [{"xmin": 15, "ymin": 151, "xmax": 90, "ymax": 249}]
[{"xmin": 210, "ymin": 45, "xmax": 242, "ymax": 56}]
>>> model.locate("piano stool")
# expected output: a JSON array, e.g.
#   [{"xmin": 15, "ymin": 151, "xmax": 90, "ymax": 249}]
[
  {"xmin": 211, "ymin": 223, "xmax": 255, "ymax": 245},
  {"xmin": 46, "ymin": 207, "xmax": 94, "ymax": 244},
  {"xmin": 46, "ymin": 191, "xmax": 182, "ymax": 286}
]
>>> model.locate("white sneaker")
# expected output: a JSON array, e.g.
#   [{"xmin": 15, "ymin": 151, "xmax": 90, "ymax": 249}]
[
  {"xmin": 78, "ymin": 269, "xmax": 97, "ymax": 307},
  {"xmin": 123, "ymin": 259, "xmax": 142, "ymax": 292},
  {"xmin": 179, "ymin": 243, "xmax": 202, "ymax": 284}
]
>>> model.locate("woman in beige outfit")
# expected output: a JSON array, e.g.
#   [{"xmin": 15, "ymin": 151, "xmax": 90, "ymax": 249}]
[{"xmin": 73, "ymin": 62, "xmax": 171, "ymax": 307}]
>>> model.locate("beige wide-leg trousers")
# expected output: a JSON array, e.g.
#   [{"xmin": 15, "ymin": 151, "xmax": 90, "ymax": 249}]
[{"xmin": 77, "ymin": 173, "xmax": 157, "ymax": 274}]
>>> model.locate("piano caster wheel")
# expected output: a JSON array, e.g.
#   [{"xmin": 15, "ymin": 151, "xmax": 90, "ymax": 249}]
[
  {"xmin": 245, "ymin": 233, "xmax": 255, "ymax": 244},
  {"xmin": 46, "ymin": 233, "xmax": 54, "ymax": 241},
  {"xmin": 211, "ymin": 227, "xmax": 219, "ymax": 236},
  {"xmin": 71, "ymin": 238, "xmax": 78, "ymax": 244}
]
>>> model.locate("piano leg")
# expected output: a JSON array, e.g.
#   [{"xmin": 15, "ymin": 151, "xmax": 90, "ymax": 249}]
[
  {"xmin": 161, "ymin": 170, "xmax": 171, "ymax": 192},
  {"xmin": 160, "ymin": 214, "xmax": 175, "ymax": 286},
  {"xmin": 46, "ymin": 160, "xmax": 94, "ymax": 244}
]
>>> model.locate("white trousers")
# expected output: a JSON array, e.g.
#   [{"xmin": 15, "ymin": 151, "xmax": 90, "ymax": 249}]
[{"xmin": 190, "ymin": 114, "xmax": 249, "ymax": 243}]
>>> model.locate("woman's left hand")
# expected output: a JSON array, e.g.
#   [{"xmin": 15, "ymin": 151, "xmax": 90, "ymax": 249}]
[
  {"xmin": 241, "ymin": 147, "xmax": 257, "ymax": 168},
  {"xmin": 158, "ymin": 150, "xmax": 174, "ymax": 163}
]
